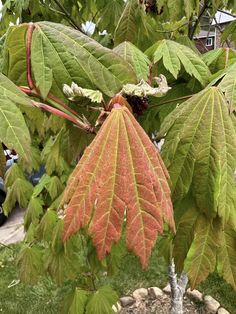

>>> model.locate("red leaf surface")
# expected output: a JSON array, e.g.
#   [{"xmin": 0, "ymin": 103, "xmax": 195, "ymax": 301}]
[{"xmin": 62, "ymin": 106, "xmax": 174, "ymax": 267}]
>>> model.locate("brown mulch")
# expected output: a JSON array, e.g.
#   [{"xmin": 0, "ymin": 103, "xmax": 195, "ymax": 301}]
[{"xmin": 120, "ymin": 294, "xmax": 206, "ymax": 314}]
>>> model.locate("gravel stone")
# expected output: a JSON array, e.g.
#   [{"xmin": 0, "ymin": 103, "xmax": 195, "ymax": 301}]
[
  {"xmin": 132, "ymin": 288, "xmax": 148, "ymax": 300},
  {"xmin": 163, "ymin": 284, "xmax": 171, "ymax": 295},
  {"xmin": 186, "ymin": 289, "xmax": 203, "ymax": 302},
  {"xmin": 120, "ymin": 296, "xmax": 136, "ymax": 307},
  {"xmin": 204, "ymin": 295, "xmax": 220, "ymax": 313},
  {"xmin": 148, "ymin": 287, "xmax": 164, "ymax": 299},
  {"xmin": 217, "ymin": 308, "xmax": 230, "ymax": 314}
]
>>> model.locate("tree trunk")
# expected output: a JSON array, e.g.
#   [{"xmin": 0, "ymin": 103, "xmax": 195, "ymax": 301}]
[{"xmin": 169, "ymin": 259, "xmax": 188, "ymax": 314}]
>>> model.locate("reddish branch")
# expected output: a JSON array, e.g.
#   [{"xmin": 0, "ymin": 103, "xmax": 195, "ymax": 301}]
[
  {"xmin": 26, "ymin": 23, "xmax": 35, "ymax": 90},
  {"xmin": 19, "ymin": 86, "xmax": 82, "ymax": 119},
  {"xmin": 32, "ymin": 101, "xmax": 95, "ymax": 133}
]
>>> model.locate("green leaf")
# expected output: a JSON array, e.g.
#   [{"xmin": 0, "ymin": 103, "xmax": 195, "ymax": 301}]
[
  {"xmin": 3, "ymin": 178, "xmax": 33, "ymax": 215},
  {"xmin": 66, "ymin": 289, "xmax": 90, "ymax": 314},
  {"xmin": 31, "ymin": 22, "xmax": 137, "ymax": 98},
  {"xmin": 86, "ymin": 286, "xmax": 118, "ymax": 314},
  {"xmin": 37, "ymin": 209, "xmax": 58, "ymax": 242},
  {"xmin": 160, "ymin": 87, "xmax": 236, "ymax": 226},
  {"xmin": 221, "ymin": 20, "xmax": 236, "ymax": 45},
  {"xmin": 31, "ymin": 28, "xmax": 53, "ymax": 99},
  {"xmin": 24, "ymin": 197, "xmax": 44, "ymax": 230},
  {"xmin": 146, "ymin": 40, "xmax": 211, "ymax": 85},
  {"xmin": 17, "ymin": 245, "xmax": 44, "ymax": 284},
  {"xmin": 97, "ymin": 0, "xmax": 124, "ymax": 34},
  {"xmin": 217, "ymin": 228, "xmax": 236, "ymax": 290},
  {"xmin": 202, "ymin": 48, "xmax": 236, "ymax": 74},
  {"xmin": 2, "ymin": 24, "xmax": 28, "ymax": 85},
  {"xmin": 0, "ymin": 73, "xmax": 31, "ymax": 166},
  {"xmin": 113, "ymin": 41, "xmax": 150, "ymax": 81},
  {"xmin": 32, "ymin": 174, "xmax": 52, "ymax": 197},
  {"xmin": 114, "ymin": 0, "xmax": 140, "ymax": 45},
  {"xmin": 47, "ymin": 176, "xmax": 64, "ymax": 200},
  {"xmin": 4, "ymin": 163, "xmax": 25, "ymax": 187},
  {"xmin": 185, "ymin": 215, "xmax": 222, "ymax": 288},
  {"xmin": 173, "ymin": 204, "xmax": 199, "ymax": 273},
  {"xmin": 218, "ymin": 63, "xmax": 236, "ymax": 111}
]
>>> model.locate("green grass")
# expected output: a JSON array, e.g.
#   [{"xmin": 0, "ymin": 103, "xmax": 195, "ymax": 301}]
[{"xmin": 0, "ymin": 244, "xmax": 235, "ymax": 313}]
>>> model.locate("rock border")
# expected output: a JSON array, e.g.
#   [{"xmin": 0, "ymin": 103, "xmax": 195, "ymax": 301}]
[{"xmin": 116, "ymin": 285, "xmax": 231, "ymax": 314}]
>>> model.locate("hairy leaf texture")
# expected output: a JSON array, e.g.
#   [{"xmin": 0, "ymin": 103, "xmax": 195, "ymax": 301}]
[
  {"xmin": 62, "ymin": 106, "xmax": 174, "ymax": 268},
  {"xmin": 146, "ymin": 40, "xmax": 210, "ymax": 85},
  {"xmin": 160, "ymin": 87, "xmax": 236, "ymax": 227}
]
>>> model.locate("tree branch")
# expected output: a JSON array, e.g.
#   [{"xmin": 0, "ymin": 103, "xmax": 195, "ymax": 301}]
[
  {"xmin": 52, "ymin": 0, "xmax": 86, "ymax": 34},
  {"xmin": 188, "ymin": 1, "xmax": 210, "ymax": 39}
]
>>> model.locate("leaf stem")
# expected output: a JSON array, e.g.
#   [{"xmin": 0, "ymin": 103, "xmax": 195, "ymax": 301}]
[
  {"xmin": 26, "ymin": 23, "xmax": 35, "ymax": 90},
  {"xmin": 32, "ymin": 101, "xmax": 95, "ymax": 134},
  {"xmin": 148, "ymin": 95, "xmax": 193, "ymax": 109}
]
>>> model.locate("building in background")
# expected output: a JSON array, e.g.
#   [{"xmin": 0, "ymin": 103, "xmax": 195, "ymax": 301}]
[{"xmin": 194, "ymin": 10, "xmax": 236, "ymax": 53}]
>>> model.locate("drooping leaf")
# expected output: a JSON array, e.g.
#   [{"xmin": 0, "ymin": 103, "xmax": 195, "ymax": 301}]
[
  {"xmin": 62, "ymin": 103, "xmax": 174, "ymax": 268},
  {"xmin": 114, "ymin": 0, "xmax": 140, "ymax": 45},
  {"xmin": 47, "ymin": 176, "xmax": 64, "ymax": 200},
  {"xmin": 30, "ymin": 22, "xmax": 137, "ymax": 98},
  {"xmin": 184, "ymin": 215, "xmax": 222, "ymax": 288},
  {"xmin": 217, "ymin": 227, "xmax": 236, "ymax": 290},
  {"xmin": 0, "ymin": 73, "xmax": 31, "ymax": 166},
  {"xmin": 45, "ymin": 220, "xmax": 81, "ymax": 284},
  {"xmin": 17, "ymin": 245, "xmax": 44, "ymax": 284},
  {"xmin": 160, "ymin": 87, "xmax": 236, "ymax": 226},
  {"xmin": 146, "ymin": 40, "xmax": 211, "ymax": 85},
  {"xmin": 173, "ymin": 204, "xmax": 199, "ymax": 273},
  {"xmin": 86, "ymin": 286, "xmax": 118, "ymax": 314},
  {"xmin": 64, "ymin": 288, "xmax": 90, "ymax": 314},
  {"xmin": 96, "ymin": 0, "xmax": 124, "ymax": 34},
  {"xmin": 24, "ymin": 197, "xmax": 44, "ymax": 230},
  {"xmin": 3, "ymin": 178, "xmax": 33, "ymax": 215},
  {"xmin": 37, "ymin": 209, "xmax": 58, "ymax": 242},
  {"xmin": 113, "ymin": 41, "xmax": 150, "ymax": 81}
]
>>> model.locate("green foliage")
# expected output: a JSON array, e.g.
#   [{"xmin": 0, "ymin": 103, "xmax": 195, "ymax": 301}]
[
  {"xmin": 221, "ymin": 20, "xmax": 236, "ymax": 45},
  {"xmin": 2, "ymin": 1, "xmax": 236, "ymax": 313},
  {"xmin": 146, "ymin": 40, "xmax": 210, "ymax": 85},
  {"xmin": 113, "ymin": 41, "xmax": 150, "ymax": 81},
  {"xmin": 86, "ymin": 286, "xmax": 118, "ymax": 314},
  {"xmin": 17, "ymin": 245, "xmax": 44, "ymax": 284}
]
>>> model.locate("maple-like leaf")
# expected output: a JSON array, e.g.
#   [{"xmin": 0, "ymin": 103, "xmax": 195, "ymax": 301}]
[
  {"xmin": 160, "ymin": 87, "xmax": 236, "ymax": 227},
  {"xmin": 62, "ymin": 104, "xmax": 174, "ymax": 268}
]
